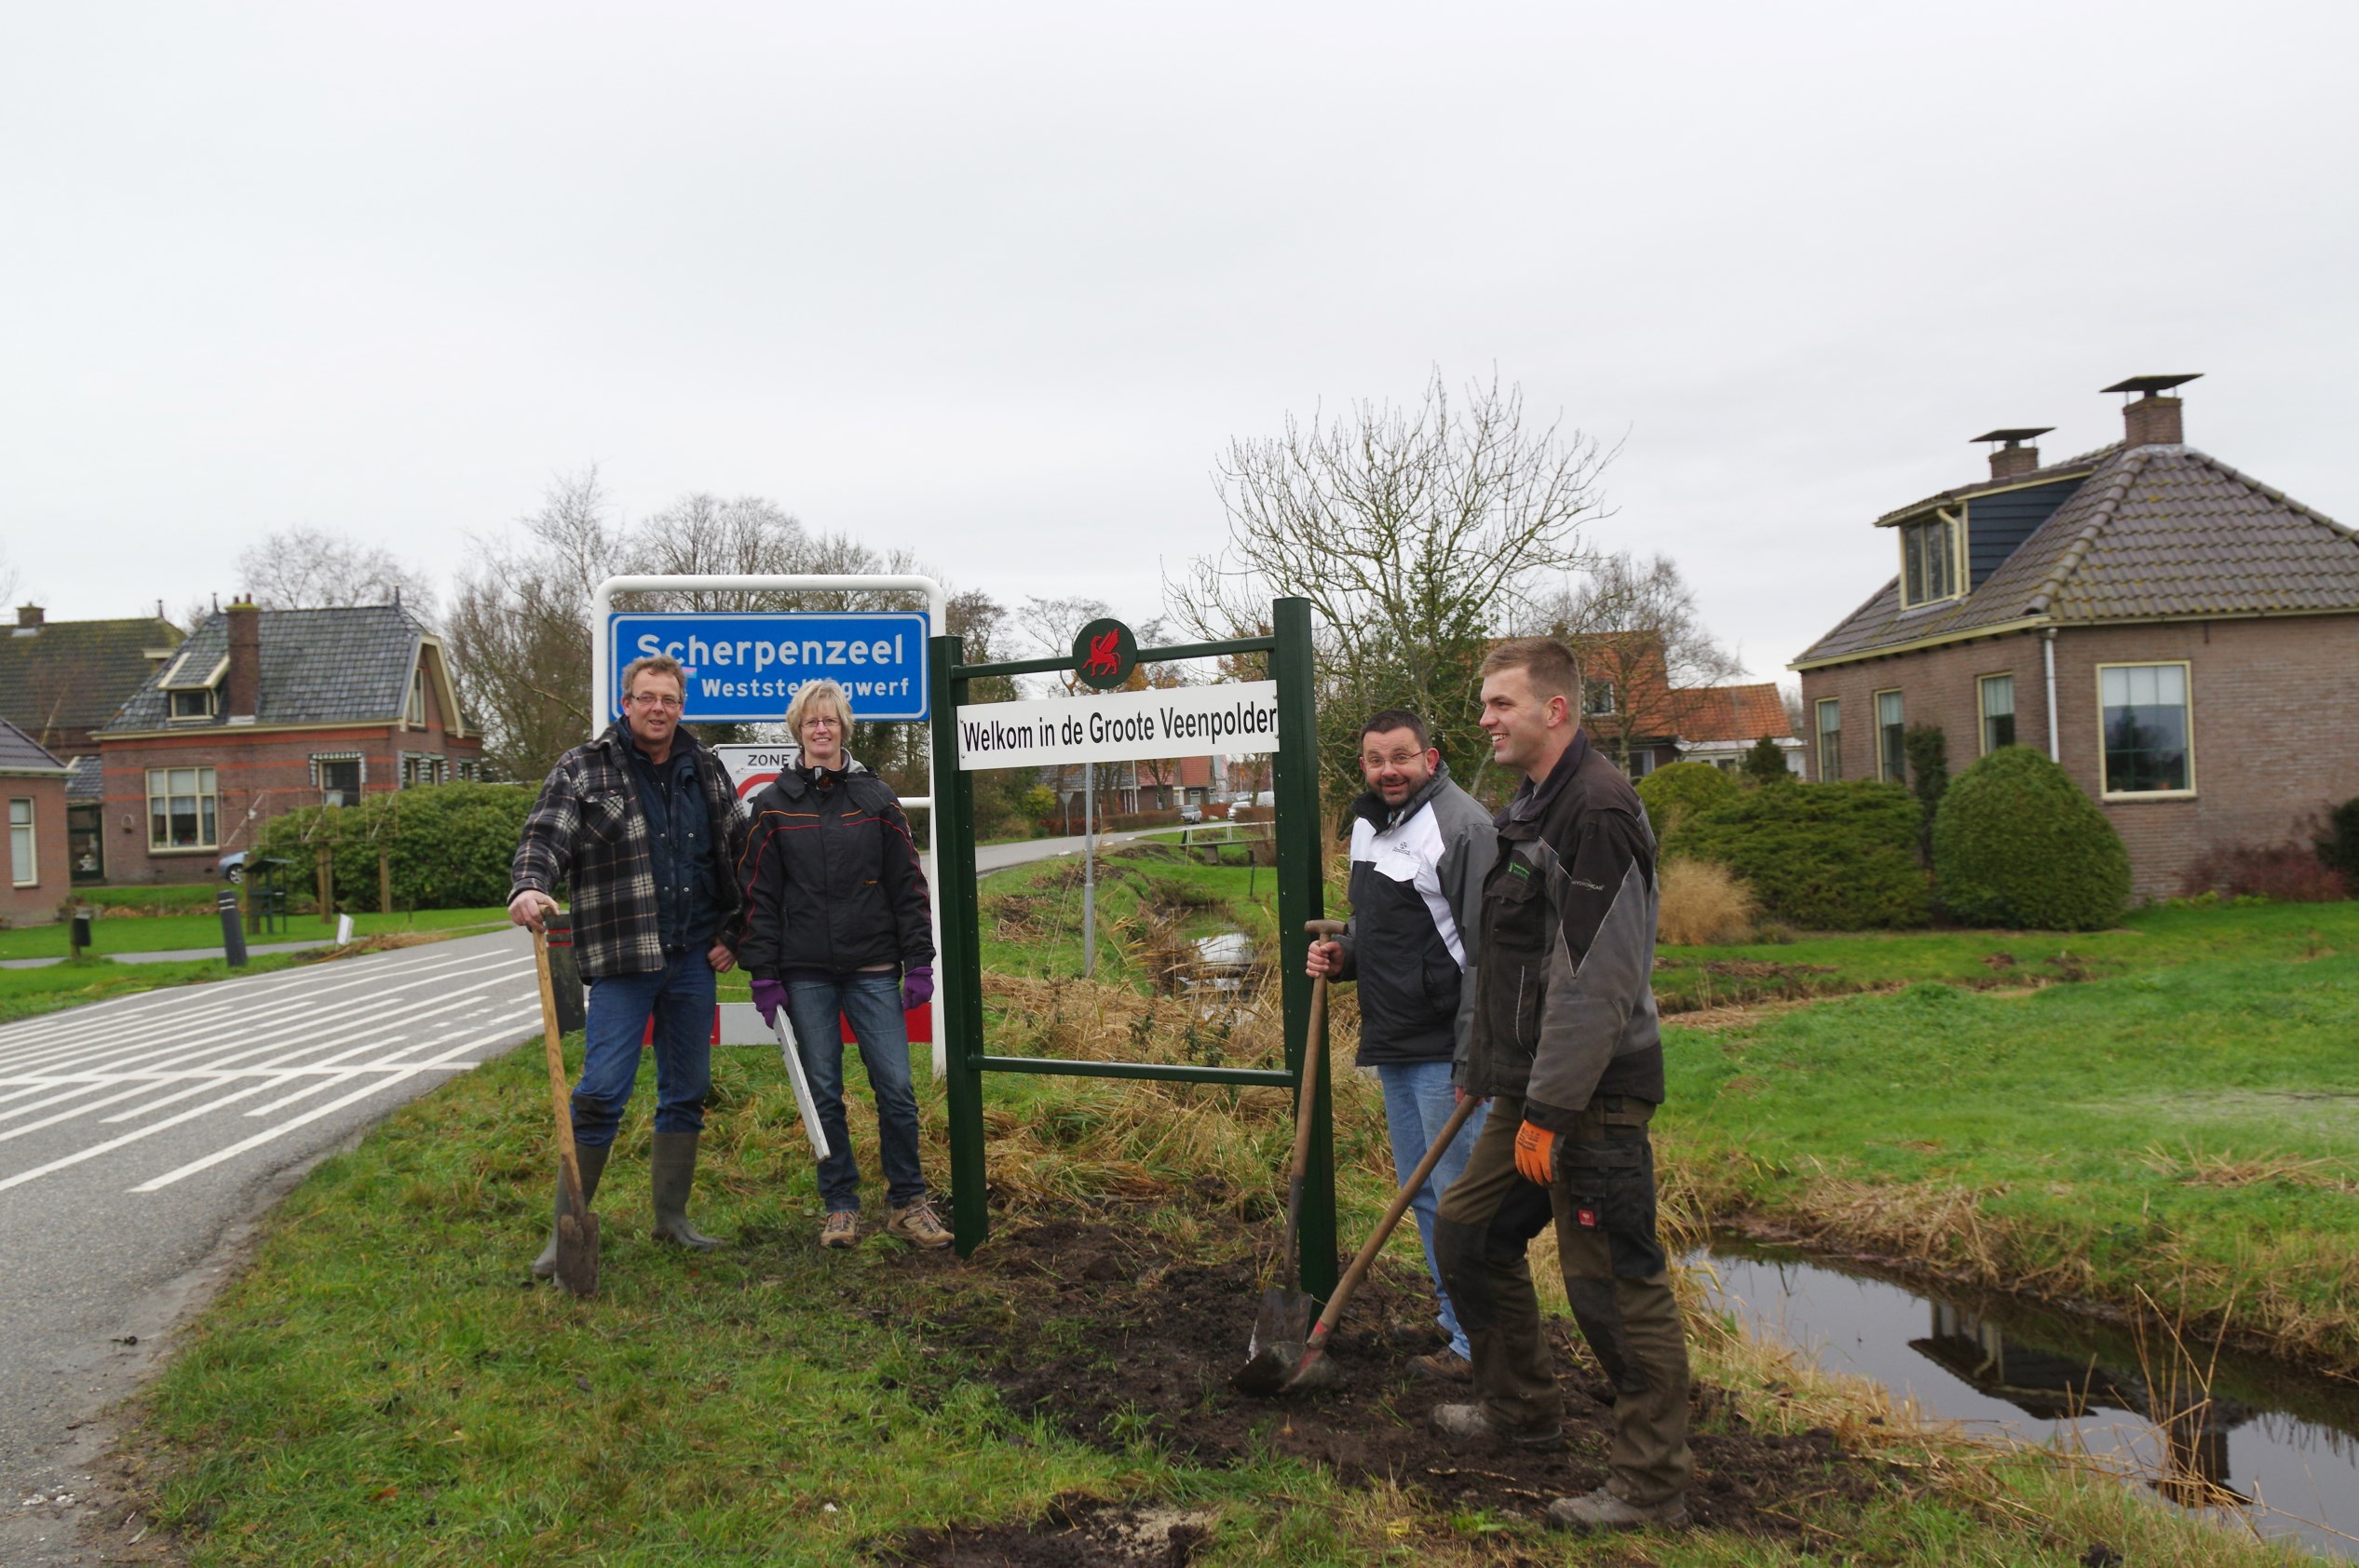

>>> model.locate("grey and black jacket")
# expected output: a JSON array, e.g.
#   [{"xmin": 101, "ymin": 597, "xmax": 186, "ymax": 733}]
[
  {"xmin": 1327, "ymin": 763, "xmax": 1497, "ymax": 1067},
  {"xmin": 508, "ymin": 723, "xmax": 752, "ymax": 980},
  {"xmin": 1461, "ymin": 729, "xmax": 1664, "ymax": 1129},
  {"xmin": 735, "ymin": 758, "xmax": 934, "ymax": 979}
]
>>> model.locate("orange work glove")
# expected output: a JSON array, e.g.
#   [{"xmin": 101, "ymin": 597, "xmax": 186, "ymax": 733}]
[{"xmin": 1512, "ymin": 1121, "xmax": 1557, "ymax": 1185}]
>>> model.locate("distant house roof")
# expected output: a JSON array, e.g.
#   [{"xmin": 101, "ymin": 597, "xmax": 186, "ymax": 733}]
[
  {"xmin": 65, "ymin": 755, "xmax": 104, "ymax": 800},
  {"xmin": 1669, "ymin": 683, "xmax": 1793, "ymax": 743},
  {"xmin": 1795, "ymin": 442, "xmax": 2359, "ymax": 669},
  {"xmin": 0, "ymin": 615, "xmax": 182, "ymax": 751},
  {"xmin": 0, "ymin": 717, "xmax": 72, "ymax": 775},
  {"xmin": 104, "ymin": 604, "xmax": 446, "ymax": 733}
]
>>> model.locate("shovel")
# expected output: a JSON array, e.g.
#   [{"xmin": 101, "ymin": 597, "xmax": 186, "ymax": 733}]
[
  {"xmin": 1232, "ymin": 917, "xmax": 1345, "ymax": 1393},
  {"xmin": 1273, "ymin": 1092, "xmax": 1481, "ymax": 1394},
  {"xmin": 532, "ymin": 928, "xmax": 599, "ymax": 1297}
]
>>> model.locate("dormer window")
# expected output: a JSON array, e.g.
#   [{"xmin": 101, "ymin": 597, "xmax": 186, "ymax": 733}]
[
  {"xmin": 1899, "ymin": 507, "xmax": 1963, "ymax": 607},
  {"xmin": 169, "ymin": 687, "xmax": 218, "ymax": 721},
  {"xmin": 1583, "ymin": 679, "xmax": 1618, "ymax": 717}
]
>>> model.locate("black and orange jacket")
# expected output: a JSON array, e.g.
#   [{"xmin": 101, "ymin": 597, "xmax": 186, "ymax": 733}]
[{"xmin": 735, "ymin": 758, "xmax": 934, "ymax": 979}]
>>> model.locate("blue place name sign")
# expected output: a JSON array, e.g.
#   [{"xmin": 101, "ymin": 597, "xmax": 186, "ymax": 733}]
[{"xmin": 611, "ymin": 612, "xmax": 930, "ymax": 723}]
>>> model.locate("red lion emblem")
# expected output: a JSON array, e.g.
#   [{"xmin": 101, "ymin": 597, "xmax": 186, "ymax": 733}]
[{"xmin": 1082, "ymin": 629, "xmax": 1123, "ymax": 679}]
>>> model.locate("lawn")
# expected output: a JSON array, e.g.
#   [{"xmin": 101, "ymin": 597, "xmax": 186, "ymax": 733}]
[
  {"xmin": 1657, "ymin": 903, "xmax": 2359, "ymax": 1373},
  {"xmin": 0, "ymin": 953, "xmax": 311, "ymax": 1024},
  {"xmin": 0, "ymin": 906, "xmax": 508, "ymax": 962},
  {"xmin": 115, "ymin": 868, "xmax": 2339, "ymax": 1564}
]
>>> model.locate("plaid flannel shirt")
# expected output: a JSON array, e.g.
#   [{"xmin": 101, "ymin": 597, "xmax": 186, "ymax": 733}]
[{"xmin": 508, "ymin": 723, "xmax": 752, "ymax": 980}]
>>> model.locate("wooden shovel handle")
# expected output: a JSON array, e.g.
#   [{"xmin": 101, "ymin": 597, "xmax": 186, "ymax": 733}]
[
  {"xmin": 1286, "ymin": 972, "xmax": 1328, "ymax": 1183},
  {"xmin": 533, "ymin": 929, "xmax": 589, "ymax": 1214},
  {"xmin": 1306, "ymin": 1092, "xmax": 1479, "ymax": 1347}
]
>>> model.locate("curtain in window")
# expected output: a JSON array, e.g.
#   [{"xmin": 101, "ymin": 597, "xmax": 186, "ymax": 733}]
[
  {"xmin": 1878, "ymin": 692, "xmax": 1905, "ymax": 783},
  {"xmin": 1980, "ymin": 675, "xmax": 2015, "ymax": 753}
]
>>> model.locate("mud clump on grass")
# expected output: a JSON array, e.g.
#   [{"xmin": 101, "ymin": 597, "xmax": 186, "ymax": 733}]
[
  {"xmin": 874, "ymin": 1494, "xmax": 1209, "ymax": 1566},
  {"xmin": 924, "ymin": 1218, "xmax": 1897, "ymax": 1535}
]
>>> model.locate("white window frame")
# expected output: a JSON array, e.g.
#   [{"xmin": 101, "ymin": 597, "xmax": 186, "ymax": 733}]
[
  {"xmin": 1976, "ymin": 672, "xmax": 2017, "ymax": 756},
  {"xmin": 1583, "ymin": 678, "xmax": 1618, "ymax": 717},
  {"xmin": 1874, "ymin": 688, "xmax": 1905, "ymax": 783},
  {"xmin": 2096, "ymin": 660, "xmax": 2197, "ymax": 799},
  {"xmin": 168, "ymin": 685, "xmax": 218, "ymax": 722},
  {"xmin": 145, "ymin": 765, "xmax": 220, "ymax": 852},
  {"xmin": 1897, "ymin": 507, "xmax": 1967, "ymax": 608},
  {"xmin": 8, "ymin": 798, "xmax": 34, "ymax": 887},
  {"xmin": 312, "ymin": 752, "xmax": 366, "ymax": 806},
  {"xmin": 407, "ymin": 668, "xmax": 427, "ymax": 726},
  {"xmin": 1815, "ymin": 697, "xmax": 1842, "ymax": 781}
]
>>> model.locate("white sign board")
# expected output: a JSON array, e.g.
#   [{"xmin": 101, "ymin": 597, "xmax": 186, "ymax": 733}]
[
  {"xmin": 956, "ymin": 682, "xmax": 1281, "ymax": 771},
  {"xmin": 712, "ymin": 744, "xmax": 801, "ymax": 802}
]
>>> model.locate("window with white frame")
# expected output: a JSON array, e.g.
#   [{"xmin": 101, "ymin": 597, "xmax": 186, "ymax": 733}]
[
  {"xmin": 407, "ymin": 669, "xmax": 427, "ymax": 725},
  {"xmin": 168, "ymin": 686, "xmax": 217, "ymax": 721},
  {"xmin": 1583, "ymin": 679, "xmax": 1618, "ymax": 716},
  {"xmin": 1815, "ymin": 698, "xmax": 1842, "ymax": 780},
  {"xmin": 401, "ymin": 752, "xmax": 446, "ymax": 789},
  {"xmin": 1898, "ymin": 508, "xmax": 1963, "ymax": 606},
  {"xmin": 2100, "ymin": 662, "xmax": 2192, "ymax": 794},
  {"xmin": 8, "ymin": 799, "xmax": 33, "ymax": 886},
  {"xmin": 146, "ymin": 766, "xmax": 218, "ymax": 850},
  {"xmin": 1978, "ymin": 673, "xmax": 2016, "ymax": 754},
  {"xmin": 1876, "ymin": 690, "xmax": 1905, "ymax": 783},
  {"xmin": 312, "ymin": 753, "xmax": 364, "ymax": 806}
]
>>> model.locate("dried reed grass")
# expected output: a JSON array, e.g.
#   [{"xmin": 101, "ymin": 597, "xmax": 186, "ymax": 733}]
[{"xmin": 1657, "ymin": 857, "xmax": 1760, "ymax": 947}]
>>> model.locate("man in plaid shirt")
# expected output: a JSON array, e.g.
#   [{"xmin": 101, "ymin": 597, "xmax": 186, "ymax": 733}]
[{"xmin": 509, "ymin": 654, "xmax": 752, "ymax": 1278}]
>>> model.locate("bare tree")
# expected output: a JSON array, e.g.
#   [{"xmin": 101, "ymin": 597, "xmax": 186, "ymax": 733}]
[
  {"xmin": 1532, "ymin": 550, "xmax": 1745, "ymax": 771},
  {"xmin": 237, "ymin": 527, "xmax": 440, "ymax": 618},
  {"xmin": 1168, "ymin": 369, "xmax": 1612, "ymax": 805},
  {"xmin": 446, "ymin": 469, "xmax": 639, "ymax": 781},
  {"xmin": 0, "ymin": 547, "xmax": 19, "ymax": 608}
]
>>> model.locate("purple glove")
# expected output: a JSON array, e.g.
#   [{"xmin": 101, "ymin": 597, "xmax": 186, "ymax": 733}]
[
  {"xmin": 901, "ymin": 965, "xmax": 934, "ymax": 1011},
  {"xmin": 751, "ymin": 978, "xmax": 787, "ymax": 1027}
]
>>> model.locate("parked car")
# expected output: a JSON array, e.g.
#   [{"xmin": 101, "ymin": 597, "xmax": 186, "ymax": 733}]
[
  {"xmin": 1178, "ymin": 804, "xmax": 1203, "ymax": 824},
  {"xmin": 217, "ymin": 850, "xmax": 247, "ymax": 883}
]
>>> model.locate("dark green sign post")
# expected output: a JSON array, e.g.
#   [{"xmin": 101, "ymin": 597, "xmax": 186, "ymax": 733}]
[{"xmin": 927, "ymin": 597, "xmax": 1335, "ymax": 1301}]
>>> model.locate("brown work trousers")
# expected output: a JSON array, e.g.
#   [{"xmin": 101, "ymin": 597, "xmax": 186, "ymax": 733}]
[{"xmin": 1433, "ymin": 1093, "xmax": 1694, "ymax": 1506}]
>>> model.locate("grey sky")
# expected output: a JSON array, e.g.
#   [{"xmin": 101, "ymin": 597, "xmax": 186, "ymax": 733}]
[{"xmin": 5, "ymin": 2, "xmax": 2352, "ymax": 684}]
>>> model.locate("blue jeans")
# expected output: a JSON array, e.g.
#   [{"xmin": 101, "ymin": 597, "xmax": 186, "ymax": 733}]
[
  {"xmin": 1377, "ymin": 1060, "xmax": 1487, "ymax": 1359},
  {"xmin": 573, "ymin": 949, "xmax": 715, "ymax": 1148},
  {"xmin": 785, "ymin": 972, "xmax": 927, "ymax": 1211}
]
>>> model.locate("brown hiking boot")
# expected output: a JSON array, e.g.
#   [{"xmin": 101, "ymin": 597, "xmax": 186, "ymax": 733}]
[
  {"xmin": 1428, "ymin": 1402, "xmax": 1564, "ymax": 1451},
  {"xmin": 1410, "ymin": 1349, "xmax": 1473, "ymax": 1383},
  {"xmin": 1546, "ymin": 1486, "xmax": 1690, "ymax": 1532},
  {"xmin": 886, "ymin": 1198, "xmax": 952, "ymax": 1250},
  {"xmin": 819, "ymin": 1210, "xmax": 859, "ymax": 1250}
]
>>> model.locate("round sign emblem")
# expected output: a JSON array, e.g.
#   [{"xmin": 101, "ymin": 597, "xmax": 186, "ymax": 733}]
[{"xmin": 1071, "ymin": 618, "xmax": 1139, "ymax": 691}]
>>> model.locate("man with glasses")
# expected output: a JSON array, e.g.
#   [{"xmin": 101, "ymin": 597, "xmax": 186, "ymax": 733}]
[
  {"xmin": 1305, "ymin": 709, "xmax": 1496, "ymax": 1379},
  {"xmin": 509, "ymin": 654, "xmax": 751, "ymax": 1278}
]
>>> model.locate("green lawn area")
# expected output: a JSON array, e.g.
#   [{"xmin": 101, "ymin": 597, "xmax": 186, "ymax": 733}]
[
  {"xmin": 1659, "ymin": 901, "xmax": 2359, "ymax": 1372},
  {"xmin": 0, "ymin": 953, "xmax": 312, "ymax": 1024},
  {"xmin": 0, "ymin": 906, "xmax": 507, "ymax": 962},
  {"xmin": 117, "ymin": 871, "xmax": 2344, "ymax": 1563}
]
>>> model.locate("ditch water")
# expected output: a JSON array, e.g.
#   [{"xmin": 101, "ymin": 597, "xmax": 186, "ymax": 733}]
[{"xmin": 1697, "ymin": 1241, "xmax": 2359, "ymax": 1561}]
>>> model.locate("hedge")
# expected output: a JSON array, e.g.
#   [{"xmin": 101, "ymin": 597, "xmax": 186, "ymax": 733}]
[
  {"xmin": 1932, "ymin": 747, "xmax": 2130, "ymax": 930},
  {"xmin": 1677, "ymin": 780, "xmax": 1932, "ymax": 930},
  {"xmin": 255, "ymin": 782, "xmax": 536, "ymax": 912},
  {"xmin": 1634, "ymin": 761, "xmax": 1741, "ymax": 852}
]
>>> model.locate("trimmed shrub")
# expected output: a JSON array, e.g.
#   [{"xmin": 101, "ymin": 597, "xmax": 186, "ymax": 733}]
[
  {"xmin": 1678, "ymin": 781, "xmax": 1932, "ymax": 929},
  {"xmin": 1656, "ymin": 858, "xmax": 1757, "ymax": 946},
  {"xmin": 2318, "ymin": 796, "xmax": 2359, "ymax": 882},
  {"xmin": 1932, "ymin": 747, "xmax": 2131, "ymax": 930},
  {"xmin": 256, "ymin": 782, "xmax": 536, "ymax": 912},
  {"xmin": 1741, "ymin": 737, "xmax": 1794, "ymax": 786},
  {"xmin": 1902, "ymin": 723, "xmax": 1948, "ymax": 851},
  {"xmin": 1635, "ymin": 761, "xmax": 1741, "ymax": 852}
]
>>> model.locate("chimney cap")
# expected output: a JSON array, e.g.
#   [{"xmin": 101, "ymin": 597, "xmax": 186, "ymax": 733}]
[
  {"xmin": 2101, "ymin": 373, "xmax": 2201, "ymax": 397},
  {"xmin": 1970, "ymin": 427, "xmax": 2053, "ymax": 446}
]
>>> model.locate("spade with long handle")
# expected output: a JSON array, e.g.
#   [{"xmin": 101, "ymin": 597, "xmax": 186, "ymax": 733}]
[{"xmin": 532, "ymin": 928, "xmax": 598, "ymax": 1297}]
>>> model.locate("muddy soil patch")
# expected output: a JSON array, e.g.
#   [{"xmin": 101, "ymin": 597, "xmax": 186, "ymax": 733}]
[
  {"xmin": 925, "ymin": 1219, "xmax": 1899, "ymax": 1534},
  {"xmin": 874, "ymin": 1494, "xmax": 1210, "ymax": 1566}
]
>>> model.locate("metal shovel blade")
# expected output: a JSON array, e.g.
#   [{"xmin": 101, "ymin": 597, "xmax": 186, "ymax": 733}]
[{"xmin": 553, "ymin": 1210, "xmax": 600, "ymax": 1298}]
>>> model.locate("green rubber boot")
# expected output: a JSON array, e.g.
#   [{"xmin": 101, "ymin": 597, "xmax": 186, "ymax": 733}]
[
  {"xmin": 650, "ymin": 1131, "xmax": 721, "ymax": 1251},
  {"xmin": 531, "ymin": 1142, "xmax": 610, "ymax": 1280}
]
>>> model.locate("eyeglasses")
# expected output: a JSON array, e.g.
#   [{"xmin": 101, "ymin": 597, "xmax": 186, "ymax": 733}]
[
  {"xmin": 627, "ymin": 693, "xmax": 684, "ymax": 710},
  {"xmin": 1362, "ymin": 750, "xmax": 1423, "ymax": 770}
]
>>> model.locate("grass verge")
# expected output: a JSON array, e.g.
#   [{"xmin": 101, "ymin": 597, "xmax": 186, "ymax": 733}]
[{"xmin": 0, "ymin": 907, "xmax": 508, "ymax": 962}]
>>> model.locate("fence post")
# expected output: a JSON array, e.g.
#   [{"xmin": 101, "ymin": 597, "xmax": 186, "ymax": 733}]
[
  {"xmin": 316, "ymin": 845, "xmax": 332, "ymax": 926},
  {"xmin": 930, "ymin": 635, "xmax": 989, "ymax": 1255},
  {"xmin": 1271, "ymin": 596, "xmax": 1335, "ymax": 1302}
]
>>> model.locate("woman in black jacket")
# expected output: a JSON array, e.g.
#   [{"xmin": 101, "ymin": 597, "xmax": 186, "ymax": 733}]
[{"xmin": 737, "ymin": 680, "xmax": 944, "ymax": 1250}]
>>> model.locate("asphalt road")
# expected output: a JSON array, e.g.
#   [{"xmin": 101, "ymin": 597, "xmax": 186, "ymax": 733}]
[{"xmin": 0, "ymin": 927, "xmax": 539, "ymax": 1561}]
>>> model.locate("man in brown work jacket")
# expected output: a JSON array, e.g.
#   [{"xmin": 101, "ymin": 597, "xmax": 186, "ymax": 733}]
[{"xmin": 1428, "ymin": 635, "xmax": 1694, "ymax": 1533}]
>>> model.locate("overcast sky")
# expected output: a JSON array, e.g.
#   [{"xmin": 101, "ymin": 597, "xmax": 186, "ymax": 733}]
[{"xmin": 5, "ymin": 2, "xmax": 2353, "ymax": 684}]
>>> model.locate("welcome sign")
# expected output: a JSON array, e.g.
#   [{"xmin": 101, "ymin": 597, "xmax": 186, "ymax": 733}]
[
  {"xmin": 610, "ymin": 612, "xmax": 929, "ymax": 723},
  {"xmin": 956, "ymin": 682, "xmax": 1281, "ymax": 770}
]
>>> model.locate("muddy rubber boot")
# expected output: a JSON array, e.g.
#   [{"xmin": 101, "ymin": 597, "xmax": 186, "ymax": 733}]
[
  {"xmin": 531, "ymin": 1142, "xmax": 610, "ymax": 1280},
  {"xmin": 1546, "ymin": 1485, "xmax": 1689, "ymax": 1532},
  {"xmin": 649, "ymin": 1131, "xmax": 721, "ymax": 1251}
]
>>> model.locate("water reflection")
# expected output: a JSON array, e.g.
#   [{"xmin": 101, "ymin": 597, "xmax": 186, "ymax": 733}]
[{"xmin": 1697, "ymin": 1242, "xmax": 2359, "ymax": 1559}]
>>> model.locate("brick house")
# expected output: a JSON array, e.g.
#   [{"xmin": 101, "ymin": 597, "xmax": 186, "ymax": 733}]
[
  {"xmin": 1, "ymin": 604, "xmax": 184, "ymax": 885},
  {"xmin": 96, "ymin": 601, "xmax": 484, "ymax": 884},
  {"xmin": 2, "ymin": 720, "xmax": 75, "ymax": 925},
  {"xmin": 1792, "ymin": 375, "xmax": 2359, "ymax": 899},
  {"xmin": 1573, "ymin": 633, "xmax": 1800, "ymax": 776}
]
